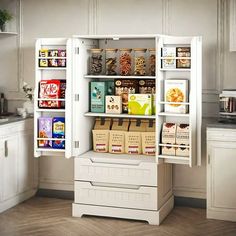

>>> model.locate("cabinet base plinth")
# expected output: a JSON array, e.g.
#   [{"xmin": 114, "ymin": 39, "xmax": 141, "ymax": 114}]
[{"xmin": 72, "ymin": 195, "xmax": 174, "ymax": 225}]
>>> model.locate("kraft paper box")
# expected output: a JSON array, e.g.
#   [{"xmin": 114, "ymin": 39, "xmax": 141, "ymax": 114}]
[
  {"xmin": 105, "ymin": 95, "xmax": 122, "ymax": 114},
  {"xmin": 142, "ymin": 132, "xmax": 156, "ymax": 156},
  {"xmin": 162, "ymin": 123, "xmax": 176, "ymax": 144},
  {"xmin": 164, "ymin": 79, "xmax": 188, "ymax": 114},
  {"xmin": 90, "ymin": 81, "xmax": 107, "ymax": 113},
  {"xmin": 128, "ymin": 94, "xmax": 152, "ymax": 116},
  {"xmin": 176, "ymin": 124, "xmax": 189, "ymax": 145},
  {"xmin": 176, "ymin": 147, "xmax": 189, "ymax": 157},
  {"xmin": 162, "ymin": 146, "xmax": 176, "ymax": 156}
]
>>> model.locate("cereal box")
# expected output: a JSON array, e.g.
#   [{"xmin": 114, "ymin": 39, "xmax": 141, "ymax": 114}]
[
  {"xmin": 138, "ymin": 79, "xmax": 155, "ymax": 94},
  {"xmin": 128, "ymin": 94, "xmax": 152, "ymax": 116},
  {"xmin": 39, "ymin": 80, "xmax": 61, "ymax": 108},
  {"xmin": 38, "ymin": 117, "xmax": 53, "ymax": 148},
  {"xmin": 164, "ymin": 79, "xmax": 188, "ymax": 113},
  {"xmin": 115, "ymin": 79, "xmax": 139, "ymax": 113},
  {"xmin": 105, "ymin": 95, "xmax": 122, "ymax": 114},
  {"xmin": 52, "ymin": 117, "xmax": 65, "ymax": 149},
  {"xmin": 162, "ymin": 47, "xmax": 176, "ymax": 57},
  {"xmin": 176, "ymin": 124, "xmax": 190, "ymax": 145},
  {"xmin": 162, "ymin": 123, "xmax": 176, "ymax": 144}
]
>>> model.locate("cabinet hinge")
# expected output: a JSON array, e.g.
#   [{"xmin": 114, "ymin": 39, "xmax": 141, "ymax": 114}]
[
  {"xmin": 208, "ymin": 154, "xmax": 210, "ymax": 165},
  {"xmin": 75, "ymin": 47, "xmax": 79, "ymax": 54},
  {"xmin": 74, "ymin": 141, "xmax": 80, "ymax": 148},
  {"xmin": 75, "ymin": 94, "xmax": 79, "ymax": 101}
]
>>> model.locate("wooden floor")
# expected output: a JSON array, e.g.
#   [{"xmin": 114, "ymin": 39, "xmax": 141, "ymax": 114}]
[{"xmin": 0, "ymin": 197, "xmax": 236, "ymax": 236}]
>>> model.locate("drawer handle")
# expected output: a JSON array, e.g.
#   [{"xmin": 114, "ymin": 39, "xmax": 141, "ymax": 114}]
[
  {"xmin": 4, "ymin": 140, "xmax": 8, "ymax": 158},
  {"xmin": 90, "ymin": 181, "xmax": 141, "ymax": 190}
]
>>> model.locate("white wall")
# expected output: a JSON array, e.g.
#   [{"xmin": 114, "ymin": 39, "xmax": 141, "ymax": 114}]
[{"xmin": 2, "ymin": 0, "xmax": 235, "ymax": 196}]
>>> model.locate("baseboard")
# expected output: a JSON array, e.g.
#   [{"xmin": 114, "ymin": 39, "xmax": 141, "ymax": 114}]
[
  {"xmin": 175, "ymin": 196, "xmax": 206, "ymax": 209},
  {"xmin": 36, "ymin": 189, "xmax": 74, "ymax": 200}
]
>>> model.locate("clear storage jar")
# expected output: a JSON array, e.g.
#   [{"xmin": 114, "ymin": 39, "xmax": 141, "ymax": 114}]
[
  {"xmin": 119, "ymin": 48, "xmax": 132, "ymax": 76},
  {"xmin": 89, "ymin": 49, "xmax": 103, "ymax": 75},
  {"xmin": 148, "ymin": 48, "xmax": 156, "ymax": 76},
  {"xmin": 105, "ymin": 49, "xmax": 118, "ymax": 75},
  {"xmin": 134, "ymin": 48, "xmax": 147, "ymax": 76}
]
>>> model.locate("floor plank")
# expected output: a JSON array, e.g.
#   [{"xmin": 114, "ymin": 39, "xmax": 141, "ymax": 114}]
[{"xmin": 0, "ymin": 197, "xmax": 236, "ymax": 236}]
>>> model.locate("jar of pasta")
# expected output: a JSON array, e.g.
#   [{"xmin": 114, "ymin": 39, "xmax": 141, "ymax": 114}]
[
  {"xmin": 134, "ymin": 48, "xmax": 147, "ymax": 76},
  {"xmin": 119, "ymin": 48, "xmax": 132, "ymax": 76},
  {"xmin": 148, "ymin": 48, "xmax": 156, "ymax": 76},
  {"xmin": 105, "ymin": 49, "xmax": 118, "ymax": 75},
  {"xmin": 89, "ymin": 48, "xmax": 103, "ymax": 75}
]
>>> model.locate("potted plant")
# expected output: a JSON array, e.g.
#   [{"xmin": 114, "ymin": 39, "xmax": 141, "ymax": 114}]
[{"xmin": 0, "ymin": 9, "xmax": 13, "ymax": 32}]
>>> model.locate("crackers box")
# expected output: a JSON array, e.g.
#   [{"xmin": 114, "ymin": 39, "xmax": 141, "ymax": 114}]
[
  {"xmin": 105, "ymin": 96, "xmax": 122, "ymax": 114},
  {"xmin": 161, "ymin": 146, "xmax": 176, "ymax": 156},
  {"xmin": 176, "ymin": 147, "xmax": 189, "ymax": 157},
  {"xmin": 176, "ymin": 124, "xmax": 190, "ymax": 145},
  {"xmin": 162, "ymin": 123, "xmax": 176, "ymax": 144},
  {"xmin": 164, "ymin": 79, "xmax": 188, "ymax": 113},
  {"xmin": 38, "ymin": 117, "xmax": 53, "ymax": 148},
  {"xmin": 128, "ymin": 94, "xmax": 152, "ymax": 116},
  {"xmin": 52, "ymin": 117, "xmax": 65, "ymax": 149}
]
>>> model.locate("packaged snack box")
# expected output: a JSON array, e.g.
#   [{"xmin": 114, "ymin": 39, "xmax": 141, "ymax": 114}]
[
  {"xmin": 52, "ymin": 117, "xmax": 65, "ymax": 149},
  {"xmin": 162, "ymin": 59, "xmax": 176, "ymax": 69},
  {"xmin": 106, "ymin": 95, "xmax": 122, "ymax": 114},
  {"xmin": 142, "ymin": 120, "xmax": 156, "ymax": 156},
  {"xmin": 39, "ymin": 59, "xmax": 48, "ymax": 67},
  {"xmin": 176, "ymin": 124, "xmax": 190, "ymax": 145},
  {"xmin": 125, "ymin": 119, "xmax": 146, "ymax": 155},
  {"xmin": 90, "ymin": 81, "xmax": 108, "ymax": 113},
  {"xmin": 39, "ymin": 80, "xmax": 61, "ymax": 108},
  {"xmin": 39, "ymin": 49, "xmax": 48, "ymax": 57},
  {"xmin": 138, "ymin": 79, "xmax": 155, "ymax": 94},
  {"xmin": 48, "ymin": 49, "xmax": 58, "ymax": 57},
  {"xmin": 60, "ymin": 80, "xmax": 66, "ymax": 108},
  {"xmin": 162, "ymin": 123, "xmax": 176, "ymax": 144},
  {"xmin": 128, "ymin": 94, "xmax": 152, "ymax": 115},
  {"xmin": 106, "ymin": 81, "xmax": 114, "ymax": 95},
  {"xmin": 162, "ymin": 146, "xmax": 176, "ymax": 156},
  {"xmin": 153, "ymin": 94, "xmax": 156, "ymax": 115},
  {"xmin": 164, "ymin": 79, "xmax": 188, "ymax": 113},
  {"xmin": 58, "ymin": 49, "xmax": 66, "ymax": 57},
  {"xmin": 176, "ymin": 147, "xmax": 189, "ymax": 157},
  {"xmin": 162, "ymin": 47, "xmax": 176, "ymax": 57},
  {"xmin": 109, "ymin": 118, "xmax": 129, "ymax": 154},
  {"xmin": 38, "ymin": 117, "xmax": 53, "ymax": 148},
  {"xmin": 176, "ymin": 47, "xmax": 191, "ymax": 57},
  {"xmin": 92, "ymin": 118, "xmax": 111, "ymax": 153},
  {"xmin": 115, "ymin": 79, "xmax": 139, "ymax": 113},
  {"xmin": 176, "ymin": 59, "xmax": 191, "ymax": 68}
]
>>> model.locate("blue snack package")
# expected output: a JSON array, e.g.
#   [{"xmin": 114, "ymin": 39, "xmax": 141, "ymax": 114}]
[{"xmin": 52, "ymin": 117, "xmax": 65, "ymax": 149}]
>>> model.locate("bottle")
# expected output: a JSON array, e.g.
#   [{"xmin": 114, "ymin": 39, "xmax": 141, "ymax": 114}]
[{"xmin": 0, "ymin": 93, "xmax": 8, "ymax": 115}]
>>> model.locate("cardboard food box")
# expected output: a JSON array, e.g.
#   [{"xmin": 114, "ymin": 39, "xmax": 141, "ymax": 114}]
[
  {"xmin": 125, "ymin": 119, "xmax": 146, "ymax": 155},
  {"xmin": 106, "ymin": 81, "xmax": 114, "ymax": 95},
  {"xmin": 162, "ymin": 59, "xmax": 176, "ymax": 69},
  {"xmin": 153, "ymin": 94, "xmax": 156, "ymax": 115},
  {"xmin": 162, "ymin": 146, "xmax": 176, "ymax": 156},
  {"xmin": 176, "ymin": 59, "xmax": 191, "ymax": 69},
  {"xmin": 38, "ymin": 117, "xmax": 53, "ymax": 148},
  {"xmin": 109, "ymin": 118, "xmax": 129, "ymax": 154},
  {"xmin": 128, "ymin": 94, "xmax": 152, "ymax": 116},
  {"xmin": 105, "ymin": 95, "xmax": 122, "ymax": 114},
  {"xmin": 115, "ymin": 79, "xmax": 139, "ymax": 113},
  {"xmin": 162, "ymin": 47, "xmax": 176, "ymax": 57},
  {"xmin": 162, "ymin": 123, "xmax": 176, "ymax": 144},
  {"xmin": 176, "ymin": 47, "xmax": 191, "ymax": 57},
  {"xmin": 176, "ymin": 147, "xmax": 189, "ymax": 157},
  {"xmin": 92, "ymin": 118, "xmax": 111, "ymax": 153},
  {"xmin": 138, "ymin": 79, "xmax": 155, "ymax": 94},
  {"xmin": 90, "ymin": 81, "xmax": 108, "ymax": 113},
  {"xmin": 176, "ymin": 124, "xmax": 190, "ymax": 145},
  {"xmin": 164, "ymin": 79, "xmax": 188, "ymax": 113},
  {"xmin": 52, "ymin": 117, "xmax": 65, "ymax": 149},
  {"xmin": 142, "ymin": 120, "xmax": 156, "ymax": 156}
]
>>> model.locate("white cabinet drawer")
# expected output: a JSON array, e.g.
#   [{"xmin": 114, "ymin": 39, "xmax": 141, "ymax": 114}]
[
  {"xmin": 75, "ymin": 157, "xmax": 157, "ymax": 186},
  {"xmin": 74, "ymin": 181, "xmax": 158, "ymax": 210}
]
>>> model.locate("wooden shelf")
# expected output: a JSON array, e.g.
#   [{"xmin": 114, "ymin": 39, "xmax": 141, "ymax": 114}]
[
  {"xmin": 84, "ymin": 75, "xmax": 156, "ymax": 79},
  {"xmin": 158, "ymin": 112, "xmax": 189, "ymax": 117},
  {"xmin": 84, "ymin": 112, "xmax": 156, "ymax": 119}
]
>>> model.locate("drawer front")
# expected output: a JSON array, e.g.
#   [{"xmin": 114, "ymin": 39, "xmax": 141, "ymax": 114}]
[
  {"xmin": 74, "ymin": 181, "xmax": 158, "ymax": 210},
  {"xmin": 75, "ymin": 158, "xmax": 157, "ymax": 186}
]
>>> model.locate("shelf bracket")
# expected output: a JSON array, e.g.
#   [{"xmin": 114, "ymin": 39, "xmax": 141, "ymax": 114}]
[
  {"xmin": 75, "ymin": 94, "xmax": 79, "ymax": 101},
  {"xmin": 74, "ymin": 141, "xmax": 80, "ymax": 148}
]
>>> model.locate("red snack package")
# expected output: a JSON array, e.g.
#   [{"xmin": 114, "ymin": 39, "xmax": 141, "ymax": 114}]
[{"xmin": 39, "ymin": 80, "xmax": 61, "ymax": 108}]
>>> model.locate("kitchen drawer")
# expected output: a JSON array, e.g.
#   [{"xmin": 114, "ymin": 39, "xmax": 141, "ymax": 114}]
[
  {"xmin": 74, "ymin": 181, "xmax": 158, "ymax": 210},
  {"xmin": 75, "ymin": 157, "xmax": 157, "ymax": 186}
]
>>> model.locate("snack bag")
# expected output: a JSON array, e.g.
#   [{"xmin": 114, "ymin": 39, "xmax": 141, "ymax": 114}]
[
  {"xmin": 38, "ymin": 117, "xmax": 53, "ymax": 148},
  {"xmin": 52, "ymin": 117, "xmax": 65, "ymax": 149}
]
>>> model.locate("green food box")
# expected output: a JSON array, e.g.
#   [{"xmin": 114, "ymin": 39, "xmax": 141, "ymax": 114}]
[
  {"xmin": 90, "ymin": 82, "xmax": 108, "ymax": 113},
  {"xmin": 106, "ymin": 81, "xmax": 114, "ymax": 95},
  {"xmin": 128, "ymin": 94, "xmax": 152, "ymax": 116}
]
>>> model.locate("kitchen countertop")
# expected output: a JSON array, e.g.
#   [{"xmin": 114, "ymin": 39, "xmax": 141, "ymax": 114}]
[
  {"xmin": 207, "ymin": 121, "xmax": 236, "ymax": 129},
  {"xmin": 0, "ymin": 115, "xmax": 33, "ymax": 126}
]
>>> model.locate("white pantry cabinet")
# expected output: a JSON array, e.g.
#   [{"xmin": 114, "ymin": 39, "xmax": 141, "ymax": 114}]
[
  {"xmin": 0, "ymin": 119, "xmax": 38, "ymax": 213},
  {"xmin": 207, "ymin": 126, "xmax": 236, "ymax": 222}
]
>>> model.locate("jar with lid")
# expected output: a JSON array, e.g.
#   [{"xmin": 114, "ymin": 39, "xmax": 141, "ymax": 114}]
[
  {"xmin": 89, "ymin": 48, "xmax": 103, "ymax": 75},
  {"xmin": 105, "ymin": 49, "xmax": 118, "ymax": 75},
  {"xmin": 148, "ymin": 48, "xmax": 156, "ymax": 76},
  {"xmin": 134, "ymin": 48, "xmax": 147, "ymax": 76},
  {"xmin": 119, "ymin": 48, "xmax": 132, "ymax": 76}
]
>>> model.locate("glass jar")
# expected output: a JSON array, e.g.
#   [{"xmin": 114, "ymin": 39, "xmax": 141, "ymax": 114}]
[
  {"xmin": 89, "ymin": 48, "xmax": 103, "ymax": 75},
  {"xmin": 148, "ymin": 48, "xmax": 156, "ymax": 76},
  {"xmin": 134, "ymin": 48, "xmax": 147, "ymax": 76},
  {"xmin": 105, "ymin": 49, "xmax": 118, "ymax": 75},
  {"xmin": 119, "ymin": 48, "xmax": 132, "ymax": 76}
]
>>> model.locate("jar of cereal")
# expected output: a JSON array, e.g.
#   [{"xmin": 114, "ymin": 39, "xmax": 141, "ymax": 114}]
[
  {"xmin": 89, "ymin": 48, "xmax": 103, "ymax": 75},
  {"xmin": 134, "ymin": 48, "xmax": 147, "ymax": 76},
  {"xmin": 148, "ymin": 48, "xmax": 156, "ymax": 76},
  {"xmin": 119, "ymin": 48, "xmax": 132, "ymax": 76},
  {"xmin": 105, "ymin": 49, "xmax": 118, "ymax": 75}
]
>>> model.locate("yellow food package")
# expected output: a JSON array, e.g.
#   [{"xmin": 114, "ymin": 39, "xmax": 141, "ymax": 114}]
[{"xmin": 128, "ymin": 94, "xmax": 152, "ymax": 115}]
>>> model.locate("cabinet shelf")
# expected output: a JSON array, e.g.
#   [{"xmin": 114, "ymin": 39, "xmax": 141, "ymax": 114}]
[
  {"xmin": 159, "ymin": 68, "xmax": 191, "ymax": 72},
  {"xmin": 37, "ymin": 98, "xmax": 65, "ymax": 101},
  {"xmin": 158, "ymin": 155, "xmax": 189, "ymax": 165},
  {"xmin": 158, "ymin": 112, "xmax": 189, "ymax": 117},
  {"xmin": 37, "ymin": 138, "xmax": 65, "ymax": 141},
  {"xmin": 158, "ymin": 101, "xmax": 190, "ymax": 105},
  {"xmin": 159, "ymin": 144, "xmax": 190, "ymax": 148},
  {"xmin": 36, "ymin": 148, "xmax": 65, "ymax": 152},
  {"xmin": 84, "ymin": 112, "xmax": 156, "ymax": 119},
  {"xmin": 38, "ymin": 57, "xmax": 66, "ymax": 59},
  {"xmin": 37, "ymin": 67, "xmax": 66, "ymax": 70},
  {"xmin": 35, "ymin": 108, "xmax": 65, "ymax": 112},
  {"xmin": 160, "ymin": 57, "xmax": 191, "ymax": 60},
  {"xmin": 84, "ymin": 75, "xmax": 156, "ymax": 79},
  {"xmin": 0, "ymin": 32, "xmax": 18, "ymax": 36}
]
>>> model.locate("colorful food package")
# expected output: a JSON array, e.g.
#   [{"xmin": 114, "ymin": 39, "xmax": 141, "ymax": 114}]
[
  {"xmin": 105, "ymin": 95, "xmax": 122, "ymax": 114},
  {"xmin": 164, "ymin": 79, "xmax": 188, "ymax": 113},
  {"xmin": 176, "ymin": 47, "xmax": 191, "ymax": 57},
  {"xmin": 162, "ymin": 47, "xmax": 176, "ymax": 57},
  {"xmin": 58, "ymin": 49, "xmax": 66, "ymax": 57},
  {"xmin": 153, "ymin": 94, "xmax": 156, "ymax": 115},
  {"xmin": 176, "ymin": 147, "xmax": 189, "ymax": 157},
  {"xmin": 48, "ymin": 49, "xmax": 58, "ymax": 57},
  {"xmin": 162, "ymin": 146, "xmax": 176, "ymax": 156},
  {"xmin": 142, "ymin": 120, "xmax": 156, "ymax": 156},
  {"xmin": 48, "ymin": 59, "xmax": 58, "ymax": 67},
  {"xmin": 115, "ymin": 79, "xmax": 139, "ymax": 113},
  {"xmin": 39, "ymin": 80, "xmax": 61, "ymax": 108},
  {"xmin": 162, "ymin": 59, "xmax": 176, "ymax": 69},
  {"xmin": 119, "ymin": 49, "xmax": 132, "ymax": 76},
  {"xmin": 60, "ymin": 80, "xmax": 66, "ymax": 108},
  {"xmin": 52, "ymin": 117, "xmax": 65, "ymax": 149},
  {"xmin": 90, "ymin": 81, "xmax": 108, "ymax": 113},
  {"xmin": 39, "ymin": 49, "xmax": 48, "ymax": 57},
  {"xmin": 162, "ymin": 123, "xmax": 176, "ymax": 144},
  {"xmin": 92, "ymin": 118, "xmax": 111, "ymax": 153},
  {"xmin": 106, "ymin": 81, "xmax": 114, "ymax": 95},
  {"xmin": 176, "ymin": 124, "xmax": 190, "ymax": 145},
  {"xmin": 39, "ymin": 59, "xmax": 48, "ymax": 67},
  {"xmin": 109, "ymin": 118, "xmax": 129, "ymax": 154},
  {"xmin": 138, "ymin": 79, "xmax": 155, "ymax": 94},
  {"xmin": 176, "ymin": 59, "xmax": 191, "ymax": 69},
  {"xmin": 128, "ymin": 94, "xmax": 152, "ymax": 115},
  {"xmin": 125, "ymin": 119, "xmax": 146, "ymax": 155},
  {"xmin": 38, "ymin": 117, "xmax": 53, "ymax": 148},
  {"xmin": 58, "ymin": 59, "xmax": 66, "ymax": 67}
]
